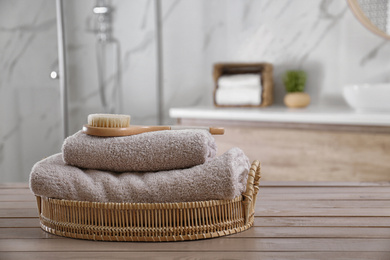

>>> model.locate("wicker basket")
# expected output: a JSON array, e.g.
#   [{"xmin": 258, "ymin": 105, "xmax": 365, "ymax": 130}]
[
  {"xmin": 213, "ymin": 62, "xmax": 274, "ymax": 107},
  {"xmin": 35, "ymin": 160, "xmax": 261, "ymax": 242}
]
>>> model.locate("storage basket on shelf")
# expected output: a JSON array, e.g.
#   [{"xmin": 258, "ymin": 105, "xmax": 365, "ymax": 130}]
[
  {"xmin": 35, "ymin": 160, "xmax": 261, "ymax": 242},
  {"xmin": 213, "ymin": 62, "xmax": 274, "ymax": 107}
]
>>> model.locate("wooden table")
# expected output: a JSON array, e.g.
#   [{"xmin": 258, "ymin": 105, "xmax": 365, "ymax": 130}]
[{"xmin": 1, "ymin": 182, "xmax": 390, "ymax": 259}]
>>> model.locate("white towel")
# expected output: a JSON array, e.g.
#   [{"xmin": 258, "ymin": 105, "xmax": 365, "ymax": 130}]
[
  {"xmin": 216, "ymin": 85, "xmax": 262, "ymax": 106},
  {"xmin": 216, "ymin": 73, "xmax": 262, "ymax": 105},
  {"xmin": 218, "ymin": 74, "xmax": 261, "ymax": 88}
]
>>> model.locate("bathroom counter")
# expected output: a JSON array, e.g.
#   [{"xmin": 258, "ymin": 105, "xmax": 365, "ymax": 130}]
[
  {"xmin": 170, "ymin": 106, "xmax": 390, "ymax": 182},
  {"xmin": 169, "ymin": 105, "xmax": 390, "ymax": 126},
  {"xmin": 1, "ymin": 182, "xmax": 390, "ymax": 259}
]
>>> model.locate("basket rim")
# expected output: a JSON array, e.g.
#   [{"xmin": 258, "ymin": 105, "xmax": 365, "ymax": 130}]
[{"xmin": 40, "ymin": 195, "xmax": 244, "ymax": 210}]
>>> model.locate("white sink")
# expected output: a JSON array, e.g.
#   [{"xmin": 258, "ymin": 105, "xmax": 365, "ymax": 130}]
[{"xmin": 343, "ymin": 83, "xmax": 390, "ymax": 112}]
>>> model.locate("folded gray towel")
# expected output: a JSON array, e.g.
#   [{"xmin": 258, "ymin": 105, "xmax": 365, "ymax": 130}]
[
  {"xmin": 30, "ymin": 148, "xmax": 250, "ymax": 203},
  {"xmin": 62, "ymin": 129, "xmax": 217, "ymax": 172}
]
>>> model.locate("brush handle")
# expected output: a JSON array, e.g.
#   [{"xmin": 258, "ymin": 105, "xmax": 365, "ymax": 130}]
[
  {"xmin": 170, "ymin": 126, "xmax": 224, "ymax": 135},
  {"xmin": 82, "ymin": 125, "xmax": 224, "ymax": 137}
]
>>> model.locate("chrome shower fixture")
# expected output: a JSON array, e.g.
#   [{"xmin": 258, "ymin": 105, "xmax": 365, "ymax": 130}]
[
  {"xmin": 93, "ymin": 0, "xmax": 112, "ymax": 42},
  {"xmin": 93, "ymin": 6, "xmax": 110, "ymax": 14},
  {"xmin": 92, "ymin": 0, "xmax": 122, "ymax": 114}
]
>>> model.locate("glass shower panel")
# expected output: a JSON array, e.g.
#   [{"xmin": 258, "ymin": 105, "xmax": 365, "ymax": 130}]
[{"xmin": 0, "ymin": 0, "xmax": 62, "ymax": 182}]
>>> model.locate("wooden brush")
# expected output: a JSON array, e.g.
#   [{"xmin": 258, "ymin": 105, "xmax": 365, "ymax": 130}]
[{"xmin": 82, "ymin": 114, "xmax": 224, "ymax": 137}]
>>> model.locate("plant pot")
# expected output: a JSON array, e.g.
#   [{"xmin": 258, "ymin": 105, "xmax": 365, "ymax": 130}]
[{"xmin": 284, "ymin": 92, "xmax": 310, "ymax": 108}]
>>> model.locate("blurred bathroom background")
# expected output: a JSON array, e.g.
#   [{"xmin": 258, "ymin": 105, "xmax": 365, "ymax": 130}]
[{"xmin": 1, "ymin": 0, "xmax": 390, "ymax": 182}]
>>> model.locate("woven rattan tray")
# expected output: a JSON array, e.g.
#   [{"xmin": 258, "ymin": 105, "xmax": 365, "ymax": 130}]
[{"xmin": 35, "ymin": 160, "xmax": 261, "ymax": 242}]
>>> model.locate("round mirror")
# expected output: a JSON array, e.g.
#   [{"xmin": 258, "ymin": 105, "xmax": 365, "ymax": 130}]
[{"xmin": 347, "ymin": 0, "xmax": 390, "ymax": 40}]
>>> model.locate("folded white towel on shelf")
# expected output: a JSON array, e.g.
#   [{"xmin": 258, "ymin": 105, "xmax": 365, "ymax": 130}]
[
  {"xmin": 218, "ymin": 74, "xmax": 261, "ymax": 88},
  {"xmin": 216, "ymin": 85, "xmax": 262, "ymax": 106},
  {"xmin": 216, "ymin": 73, "xmax": 262, "ymax": 106}
]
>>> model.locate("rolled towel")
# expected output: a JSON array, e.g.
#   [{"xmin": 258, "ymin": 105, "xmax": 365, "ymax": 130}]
[
  {"xmin": 29, "ymin": 148, "xmax": 250, "ymax": 203},
  {"xmin": 216, "ymin": 85, "xmax": 262, "ymax": 106},
  {"xmin": 218, "ymin": 74, "xmax": 261, "ymax": 88},
  {"xmin": 62, "ymin": 129, "xmax": 217, "ymax": 172}
]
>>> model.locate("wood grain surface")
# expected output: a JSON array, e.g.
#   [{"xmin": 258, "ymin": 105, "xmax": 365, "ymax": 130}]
[
  {"xmin": 179, "ymin": 118, "xmax": 390, "ymax": 182},
  {"xmin": 1, "ymin": 182, "xmax": 390, "ymax": 260}
]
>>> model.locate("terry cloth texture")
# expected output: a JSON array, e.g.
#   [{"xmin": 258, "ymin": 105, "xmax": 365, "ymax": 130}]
[
  {"xmin": 62, "ymin": 129, "xmax": 217, "ymax": 172},
  {"xmin": 30, "ymin": 147, "xmax": 250, "ymax": 203}
]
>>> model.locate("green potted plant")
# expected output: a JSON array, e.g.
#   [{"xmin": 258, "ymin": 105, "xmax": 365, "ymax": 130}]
[{"xmin": 283, "ymin": 70, "xmax": 310, "ymax": 108}]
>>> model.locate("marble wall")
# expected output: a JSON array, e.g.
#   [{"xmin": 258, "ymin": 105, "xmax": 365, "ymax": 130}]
[{"xmin": 1, "ymin": 0, "xmax": 390, "ymax": 182}]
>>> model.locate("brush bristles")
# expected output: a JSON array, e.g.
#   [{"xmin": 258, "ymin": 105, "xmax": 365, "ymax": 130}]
[{"xmin": 87, "ymin": 114, "xmax": 131, "ymax": 128}]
